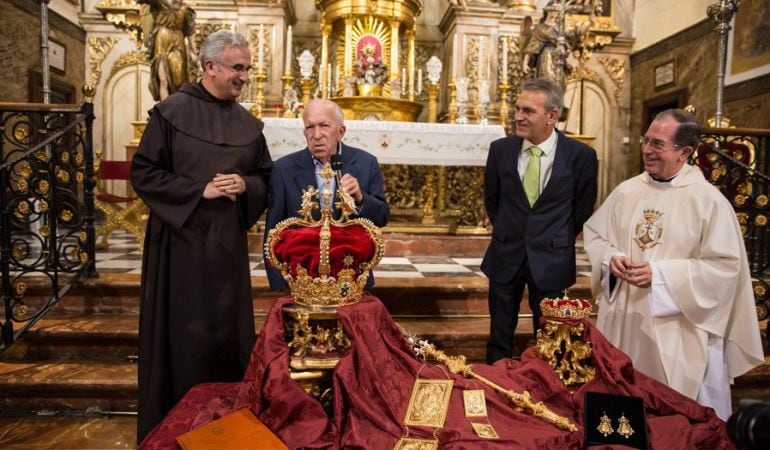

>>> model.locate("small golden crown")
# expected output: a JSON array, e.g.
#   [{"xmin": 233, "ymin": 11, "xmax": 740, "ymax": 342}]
[
  {"xmin": 642, "ymin": 209, "xmax": 661, "ymax": 222},
  {"xmin": 265, "ymin": 162, "xmax": 384, "ymax": 307},
  {"xmin": 540, "ymin": 297, "xmax": 593, "ymax": 320}
]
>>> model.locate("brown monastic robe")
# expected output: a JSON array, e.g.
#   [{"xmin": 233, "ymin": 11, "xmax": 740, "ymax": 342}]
[{"xmin": 131, "ymin": 82, "xmax": 272, "ymax": 443}]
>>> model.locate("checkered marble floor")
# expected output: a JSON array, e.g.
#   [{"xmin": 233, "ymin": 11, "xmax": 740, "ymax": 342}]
[{"xmin": 95, "ymin": 230, "xmax": 592, "ymax": 279}]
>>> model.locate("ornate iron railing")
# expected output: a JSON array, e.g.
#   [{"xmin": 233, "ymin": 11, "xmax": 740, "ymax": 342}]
[
  {"xmin": 0, "ymin": 102, "xmax": 96, "ymax": 353},
  {"xmin": 693, "ymin": 126, "xmax": 770, "ymax": 336}
]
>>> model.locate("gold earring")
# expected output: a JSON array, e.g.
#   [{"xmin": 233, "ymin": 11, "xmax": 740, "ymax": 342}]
[
  {"xmin": 617, "ymin": 413, "xmax": 635, "ymax": 438},
  {"xmin": 597, "ymin": 411, "xmax": 613, "ymax": 437}
]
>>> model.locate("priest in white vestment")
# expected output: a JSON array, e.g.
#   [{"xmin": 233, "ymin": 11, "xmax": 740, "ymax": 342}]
[{"xmin": 583, "ymin": 109, "xmax": 764, "ymax": 420}]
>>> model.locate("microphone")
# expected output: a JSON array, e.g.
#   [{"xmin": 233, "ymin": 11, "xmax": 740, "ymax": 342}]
[{"xmin": 330, "ymin": 153, "xmax": 343, "ymax": 186}]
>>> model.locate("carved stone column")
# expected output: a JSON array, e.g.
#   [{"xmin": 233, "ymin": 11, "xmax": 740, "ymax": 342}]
[
  {"xmin": 407, "ymin": 27, "xmax": 416, "ymax": 101},
  {"xmin": 320, "ymin": 22, "xmax": 331, "ymax": 98},
  {"xmin": 344, "ymin": 16, "xmax": 354, "ymax": 79},
  {"xmin": 390, "ymin": 19, "xmax": 400, "ymax": 82}
]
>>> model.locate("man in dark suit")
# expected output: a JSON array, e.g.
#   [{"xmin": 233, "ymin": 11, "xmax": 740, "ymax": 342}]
[
  {"xmin": 265, "ymin": 99, "xmax": 389, "ymax": 290},
  {"xmin": 482, "ymin": 77, "xmax": 597, "ymax": 364}
]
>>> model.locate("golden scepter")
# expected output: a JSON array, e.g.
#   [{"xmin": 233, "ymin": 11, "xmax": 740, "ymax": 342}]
[{"xmin": 410, "ymin": 338, "xmax": 578, "ymax": 432}]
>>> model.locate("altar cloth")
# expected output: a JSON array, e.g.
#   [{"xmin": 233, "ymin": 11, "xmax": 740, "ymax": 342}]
[{"xmin": 260, "ymin": 118, "xmax": 505, "ymax": 166}]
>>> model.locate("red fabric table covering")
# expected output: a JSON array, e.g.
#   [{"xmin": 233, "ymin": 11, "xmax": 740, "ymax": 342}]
[{"xmin": 139, "ymin": 295, "xmax": 733, "ymax": 449}]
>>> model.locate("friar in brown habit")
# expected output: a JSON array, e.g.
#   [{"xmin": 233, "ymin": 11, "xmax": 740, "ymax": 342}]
[{"xmin": 130, "ymin": 29, "xmax": 272, "ymax": 443}]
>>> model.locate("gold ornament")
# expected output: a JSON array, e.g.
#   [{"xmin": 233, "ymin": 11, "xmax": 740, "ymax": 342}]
[
  {"xmin": 540, "ymin": 297, "xmax": 593, "ymax": 320},
  {"xmin": 404, "ymin": 379, "xmax": 454, "ymax": 428},
  {"xmin": 393, "ymin": 437, "xmax": 438, "ymax": 450},
  {"xmin": 411, "ymin": 338, "xmax": 577, "ymax": 432},
  {"xmin": 463, "ymin": 389, "xmax": 488, "ymax": 417},
  {"xmin": 616, "ymin": 413, "xmax": 634, "ymax": 439},
  {"xmin": 597, "ymin": 411, "xmax": 613, "ymax": 437},
  {"xmin": 471, "ymin": 422, "xmax": 499, "ymax": 439}
]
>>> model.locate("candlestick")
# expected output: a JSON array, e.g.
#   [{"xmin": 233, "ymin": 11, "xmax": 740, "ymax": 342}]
[
  {"xmin": 327, "ymin": 63, "xmax": 332, "ymax": 96},
  {"xmin": 417, "ymin": 68, "xmax": 423, "ymax": 94},
  {"xmin": 502, "ymin": 37, "xmax": 508, "ymax": 81},
  {"xmin": 401, "ymin": 67, "xmax": 407, "ymax": 96},
  {"xmin": 462, "ymin": 34, "xmax": 467, "ymax": 77},
  {"xmin": 258, "ymin": 24, "xmax": 265, "ymax": 68},
  {"xmin": 284, "ymin": 25, "xmax": 293, "ymax": 74}
]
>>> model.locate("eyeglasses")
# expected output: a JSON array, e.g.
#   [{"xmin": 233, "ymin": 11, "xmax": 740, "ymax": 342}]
[
  {"xmin": 640, "ymin": 136, "xmax": 682, "ymax": 152},
  {"xmin": 214, "ymin": 61, "xmax": 253, "ymax": 74}
]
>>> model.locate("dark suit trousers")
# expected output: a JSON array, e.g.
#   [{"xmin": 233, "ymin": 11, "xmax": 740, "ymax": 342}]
[{"xmin": 486, "ymin": 257, "xmax": 563, "ymax": 364}]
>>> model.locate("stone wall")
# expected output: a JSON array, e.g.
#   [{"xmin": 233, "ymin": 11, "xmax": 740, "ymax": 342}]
[
  {"xmin": 0, "ymin": 0, "xmax": 85, "ymax": 104},
  {"xmin": 630, "ymin": 18, "xmax": 770, "ymax": 176}
]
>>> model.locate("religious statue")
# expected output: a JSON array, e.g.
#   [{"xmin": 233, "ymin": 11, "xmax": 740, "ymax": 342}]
[
  {"xmin": 521, "ymin": 10, "xmax": 561, "ymax": 81},
  {"xmin": 353, "ymin": 42, "xmax": 388, "ymax": 96},
  {"xmin": 139, "ymin": 0, "xmax": 197, "ymax": 101}
]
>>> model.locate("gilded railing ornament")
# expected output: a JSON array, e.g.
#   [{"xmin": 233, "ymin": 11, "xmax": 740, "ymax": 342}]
[{"xmin": 409, "ymin": 337, "xmax": 578, "ymax": 432}]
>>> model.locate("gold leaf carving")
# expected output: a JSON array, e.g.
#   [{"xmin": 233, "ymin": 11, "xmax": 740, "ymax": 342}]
[{"xmin": 88, "ymin": 37, "xmax": 119, "ymax": 86}]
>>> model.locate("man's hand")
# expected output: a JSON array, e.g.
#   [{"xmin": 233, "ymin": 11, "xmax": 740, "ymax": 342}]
[
  {"xmin": 339, "ymin": 173, "xmax": 363, "ymax": 204},
  {"xmin": 609, "ymin": 255, "xmax": 631, "ymax": 280},
  {"xmin": 203, "ymin": 181, "xmax": 235, "ymax": 201},
  {"xmin": 610, "ymin": 255, "xmax": 652, "ymax": 288},
  {"xmin": 623, "ymin": 261, "xmax": 652, "ymax": 288},
  {"xmin": 203, "ymin": 173, "xmax": 245, "ymax": 201}
]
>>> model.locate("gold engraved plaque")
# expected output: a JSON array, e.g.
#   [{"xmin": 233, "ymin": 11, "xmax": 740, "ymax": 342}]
[
  {"xmin": 404, "ymin": 379, "xmax": 454, "ymax": 428},
  {"xmin": 393, "ymin": 437, "xmax": 439, "ymax": 450},
  {"xmin": 463, "ymin": 390, "xmax": 488, "ymax": 417},
  {"xmin": 471, "ymin": 423, "xmax": 499, "ymax": 439}
]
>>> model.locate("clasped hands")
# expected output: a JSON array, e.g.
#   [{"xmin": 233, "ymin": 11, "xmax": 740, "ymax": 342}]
[
  {"xmin": 204, "ymin": 173, "xmax": 245, "ymax": 201},
  {"xmin": 610, "ymin": 255, "xmax": 652, "ymax": 288}
]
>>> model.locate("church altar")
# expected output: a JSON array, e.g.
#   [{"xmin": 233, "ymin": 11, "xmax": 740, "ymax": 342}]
[
  {"xmin": 261, "ymin": 117, "xmax": 505, "ymax": 166},
  {"xmin": 261, "ymin": 117, "xmax": 505, "ymax": 231}
]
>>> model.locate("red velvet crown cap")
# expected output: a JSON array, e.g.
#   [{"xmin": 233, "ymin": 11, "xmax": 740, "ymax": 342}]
[{"xmin": 272, "ymin": 224, "xmax": 376, "ymax": 279}]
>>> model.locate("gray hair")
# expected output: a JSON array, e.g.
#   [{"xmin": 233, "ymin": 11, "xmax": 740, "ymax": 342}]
[
  {"xmin": 520, "ymin": 77, "xmax": 564, "ymax": 117},
  {"xmin": 654, "ymin": 109, "xmax": 701, "ymax": 148},
  {"xmin": 304, "ymin": 99, "xmax": 345, "ymax": 125},
  {"xmin": 199, "ymin": 30, "xmax": 249, "ymax": 70}
]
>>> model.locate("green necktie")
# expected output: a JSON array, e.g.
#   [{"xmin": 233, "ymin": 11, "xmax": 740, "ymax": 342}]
[{"xmin": 523, "ymin": 145, "xmax": 543, "ymax": 206}]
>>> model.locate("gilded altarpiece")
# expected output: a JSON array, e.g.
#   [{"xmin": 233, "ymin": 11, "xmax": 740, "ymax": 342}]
[{"xmin": 82, "ymin": 0, "xmax": 629, "ymax": 228}]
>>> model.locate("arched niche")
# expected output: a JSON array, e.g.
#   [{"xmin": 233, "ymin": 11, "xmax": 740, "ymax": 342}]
[
  {"xmin": 101, "ymin": 62, "xmax": 154, "ymax": 161},
  {"xmin": 563, "ymin": 80, "xmax": 613, "ymax": 201}
]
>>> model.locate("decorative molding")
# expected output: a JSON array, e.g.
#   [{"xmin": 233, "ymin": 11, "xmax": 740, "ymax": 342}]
[
  {"xmin": 88, "ymin": 37, "xmax": 118, "ymax": 87},
  {"xmin": 567, "ymin": 65, "xmax": 603, "ymax": 91},
  {"xmin": 598, "ymin": 56, "xmax": 625, "ymax": 102},
  {"xmin": 109, "ymin": 50, "xmax": 149, "ymax": 78}
]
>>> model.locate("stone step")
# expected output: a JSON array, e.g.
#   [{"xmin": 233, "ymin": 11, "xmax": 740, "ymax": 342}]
[
  {"xmin": 0, "ymin": 415, "xmax": 137, "ymax": 449},
  {"xmin": 0, "ymin": 360, "xmax": 137, "ymax": 415},
  {"xmin": 1, "ymin": 314, "xmax": 503, "ymax": 363},
  {"xmin": 0, "ymin": 315, "xmax": 505, "ymax": 414},
  {"xmin": 19, "ymin": 273, "xmax": 593, "ymax": 317}
]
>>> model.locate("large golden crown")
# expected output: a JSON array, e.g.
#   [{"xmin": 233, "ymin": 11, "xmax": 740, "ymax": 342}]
[{"xmin": 264, "ymin": 163, "xmax": 384, "ymax": 307}]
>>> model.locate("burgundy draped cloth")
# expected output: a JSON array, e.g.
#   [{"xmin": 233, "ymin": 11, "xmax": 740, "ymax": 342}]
[{"xmin": 139, "ymin": 297, "xmax": 732, "ymax": 449}]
